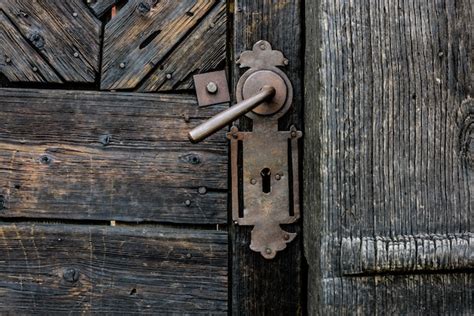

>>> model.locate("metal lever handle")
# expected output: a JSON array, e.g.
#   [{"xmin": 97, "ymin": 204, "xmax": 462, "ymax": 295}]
[{"xmin": 188, "ymin": 85, "xmax": 276, "ymax": 143}]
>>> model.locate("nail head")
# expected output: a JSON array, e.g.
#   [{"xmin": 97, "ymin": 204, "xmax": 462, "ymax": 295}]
[{"xmin": 206, "ymin": 81, "xmax": 218, "ymax": 94}]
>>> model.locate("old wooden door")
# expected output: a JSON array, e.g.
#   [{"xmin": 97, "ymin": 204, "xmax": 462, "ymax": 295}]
[
  {"xmin": 0, "ymin": 0, "xmax": 304, "ymax": 314},
  {"xmin": 305, "ymin": 0, "xmax": 472, "ymax": 314}
]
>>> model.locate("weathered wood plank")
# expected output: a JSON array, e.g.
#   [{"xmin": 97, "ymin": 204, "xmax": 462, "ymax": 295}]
[
  {"xmin": 231, "ymin": 1, "xmax": 303, "ymax": 315},
  {"xmin": 137, "ymin": 1, "xmax": 226, "ymax": 92},
  {"xmin": 305, "ymin": 0, "xmax": 473, "ymax": 314},
  {"xmin": 2, "ymin": 0, "xmax": 101, "ymax": 83},
  {"xmin": 87, "ymin": 0, "xmax": 118, "ymax": 17},
  {"xmin": 0, "ymin": 12, "xmax": 62, "ymax": 83},
  {"xmin": 100, "ymin": 0, "xmax": 222, "ymax": 90},
  {"xmin": 0, "ymin": 224, "xmax": 227, "ymax": 314},
  {"xmin": 0, "ymin": 88, "xmax": 227, "ymax": 223}
]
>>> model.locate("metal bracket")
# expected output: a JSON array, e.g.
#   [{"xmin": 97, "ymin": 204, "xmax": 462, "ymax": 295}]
[{"xmin": 191, "ymin": 41, "xmax": 302, "ymax": 259}]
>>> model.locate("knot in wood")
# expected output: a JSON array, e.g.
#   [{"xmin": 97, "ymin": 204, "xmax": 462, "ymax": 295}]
[{"xmin": 63, "ymin": 268, "xmax": 80, "ymax": 283}]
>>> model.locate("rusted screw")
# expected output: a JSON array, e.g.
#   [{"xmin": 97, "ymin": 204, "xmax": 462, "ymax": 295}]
[
  {"xmin": 184, "ymin": 200, "xmax": 191, "ymax": 207},
  {"xmin": 206, "ymin": 81, "xmax": 218, "ymax": 94},
  {"xmin": 291, "ymin": 131, "xmax": 297, "ymax": 138},
  {"xmin": 63, "ymin": 268, "xmax": 79, "ymax": 283},
  {"xmin": 265, "ymin": 248, "xmax": 272, "ymax": 254},
  {"xmin": 119, "ymin": 62, "xmax": 126, "ymax": 69},
  {"xmin": 275, "ymin": 174, "xmax": 282, "ymax": 181},
  {"xmin": 166, "ymin": 73, "xmax": 172, "ymax": 80},
  {"xmin": 198, "ymin": 186, "xmax": 207, "ymax": 195},
  {"xmin": 250, "ymin": 179, "xmax": 257, "ymax": 185}
]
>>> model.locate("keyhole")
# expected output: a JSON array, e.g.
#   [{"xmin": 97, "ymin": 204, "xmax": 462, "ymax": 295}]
[{"xmin": 260, "ymin": 168, "xmax": 271, "ymax": 193}]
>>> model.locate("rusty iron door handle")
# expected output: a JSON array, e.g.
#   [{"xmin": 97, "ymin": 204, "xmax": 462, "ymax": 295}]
[{"xmin": 188, "ymin": 85, "xmax": 275, "ymax": 143}]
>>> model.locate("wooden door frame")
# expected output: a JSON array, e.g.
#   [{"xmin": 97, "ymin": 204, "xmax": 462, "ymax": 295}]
[{"xmin": 229, "ymin": 1, "xmax": 305, "ymax": 314}]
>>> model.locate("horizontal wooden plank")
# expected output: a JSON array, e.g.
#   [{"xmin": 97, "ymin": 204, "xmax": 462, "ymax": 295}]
[
  {"xmin": 0, "ymin": 224, "xmax": 227, "ymax": 314},
  {"xmin": 2, "ymin": 0, "xmax": 101, "ymax": 83},
  {"xmin": 341, "ymin": 233, "xmax": 474, "ymax": 275},
  {"xmin": 0, "ymin": 88, "xmax": 228, "ymax": 223}
]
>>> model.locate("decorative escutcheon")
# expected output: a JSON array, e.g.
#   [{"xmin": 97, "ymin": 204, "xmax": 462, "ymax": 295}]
[{"xmin": 190, "ymin": 40, "xmax": 302, "ymax": 259}]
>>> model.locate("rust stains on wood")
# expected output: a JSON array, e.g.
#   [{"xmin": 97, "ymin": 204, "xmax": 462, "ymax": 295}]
[
  {"xmin": 0, "ymin": 224, "xmax": 228, "ymax": 314},
  {"xmin": 100, "ymin": 0, "xmax": 225, "ymax": 91},
  {"xmin": 0, "ymin": 88, "xmax": 228, "ymax": 224}
]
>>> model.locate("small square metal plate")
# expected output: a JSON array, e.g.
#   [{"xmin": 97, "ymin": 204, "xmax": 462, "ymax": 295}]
[{"xmin": 193, "ymin": 70, "xmax": 231, "ymax": 107}]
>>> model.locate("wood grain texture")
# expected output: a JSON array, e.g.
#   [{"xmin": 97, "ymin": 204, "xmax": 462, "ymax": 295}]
[
  {"xmin": 100, "ymin": 0, "xmax": 223, "ymax": 90},
  {"xmin": 2, "ymin": 0, "xmax": 101, "ymax": 83},
  {"xmin": 87, "ymin": 0, "xmax": 118, "ymax": 17},
  {"xmin": 231, "ymin": 1, "xmax": 304, "ymax": 315},
  {"xmin": 137, "ymin": 1, "xmax": 227, "ymax": 92},
  {"xmin": 0, "ymin": 88, "xmax": 227, "ymax": 224},
  {"xmin": 0, "ymin": 223, "xmax": 227, "ymax": 314},
  {"xmin": 0, "ymin": 12, "xmax": 62, "ymax": 83},
  {"xmin": 305, "ymin": 0, "xmax": 473, "ymax": 314}
]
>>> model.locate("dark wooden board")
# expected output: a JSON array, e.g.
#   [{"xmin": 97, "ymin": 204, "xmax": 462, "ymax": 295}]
[
  {"xmin": 100, "ymin": 0, "xmax": 225, "ymax": 91},
  {"xmin": 0, "ymin": 223, "xmax": 227, "ymax": 314},
  {"xmin": 87, "ymin": 0, "xmax": 118, "ymax": 17},
  {"xmin": 304, "ymin": 0, "xmax": 473, "ymax": 314},
  {"xmin": 0, "ymin": 88, "xmax": 228, "ymax": 224},
  {"xmin": 0, "ymin": 12, "xmax": 62, "ymax": 84},
  {"xmin": 2, "ymin": 0, "xmax": 101, "ymax": 83},
  {"xmin": 231, "ymin": 1, "xmax": 304, "ymax": 315},
  {"xmin": 137, "ymin": 2, "xmax": 227, "ymax": 92}
]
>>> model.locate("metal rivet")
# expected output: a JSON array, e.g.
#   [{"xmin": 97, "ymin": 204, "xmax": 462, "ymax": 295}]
[
  {"xmin": 198, "ymin": 186, "xmax": 207, "ymax": 195},
  {"xmin": 166, "ymin": 73, "xmax": 172, "ymax": 79},
  {"xmin": 72, "ymin": 12, "xmax": 78, "ymax": 17},
  {"xmin": 183, "ymin": 114, "xmax": 190, "ymax": 123},
  {"xmin": 283, "ymin": 59, "xmax": 289, "ymax": 65},
  {"xmin": 5, "ymin": 58, "xmax": 11, "ymax": 64},
  {"xmin": 184, "ymin": 200, "xmax": 191, "ymax": 207},
  {"xmin": 119, "ymin": 62, "xmax": 126, "ymax": 69},
  {"xmin": 186, "ymin": 253, "xmax": 192, "ymax": 258},
  {"xmin": 209, "ymin": 22, "xmax": 215, "ymax": 28},
  {"xmin": 73, "ymin": 52, "xmax": 79, "ymax": 58},
  {"xmin": 283, "ymin": 234, "xmax": 290, "ymax": 241},
  {"xmin": 233, "ymin": 220, "xmax": 238, "ymax": 225},
  {"xmin": 32, "ymin": 66, "xmax": 38, "ymax": 72},
  {"xmin": 206, "ymin": 81, "xmax": 218, "ymax": 94},
  {"xmin": 275, "ymin": 174, "xmax": 281, "ymax": 181},
  {"xmin": 250, "ymin": 179, "xmax": 257, "ymax": 185},
  {"xmin": 265, "ymin": 248, "xmax": 272, "ymax": 254},
  {"xmin": 260, "ymin": 44, "xmax": 266, "ymax": 50},
  {"xmin": 63, "ymin": 268, "xmax": 79, "ymax": 283},
  {"xmin": 291, "ymin": 131, "xmax": 297, "ymax": 138},
  {"xmin": 232, "ymin": 133, "xmax": 238, "ymax": 139}
]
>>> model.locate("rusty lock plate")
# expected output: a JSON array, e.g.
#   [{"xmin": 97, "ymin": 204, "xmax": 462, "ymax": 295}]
[{"xmin": 191, "ymin": 41, "xmax": 302, "ymax": 259}]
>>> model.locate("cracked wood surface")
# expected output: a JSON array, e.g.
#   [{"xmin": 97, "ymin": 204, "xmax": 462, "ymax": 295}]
[
  {"xmin": 305, "ymin": 0, "xmax": 473, "ymax": 314},
  {"xmin": 0, "ymin": 88, "xmax": 228, "ymax": 224},
  {"xmin": 0, "ymin": 224, "xmax": 227, "ymax": 314}
]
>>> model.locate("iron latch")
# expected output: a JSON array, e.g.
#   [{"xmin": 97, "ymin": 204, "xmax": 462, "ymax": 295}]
[{"xmin": 189, "ymin": 41, "xmax": 301, "ymax": 259}]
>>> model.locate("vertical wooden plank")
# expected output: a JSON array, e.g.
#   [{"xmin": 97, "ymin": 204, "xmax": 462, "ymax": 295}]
[
  {"xmin": 305, "ymin": 0, "xmax": 473, "ymax": 314},
  {"xmin": 231, "ymin": 1, "xmax": 303, "ymax": 314}
]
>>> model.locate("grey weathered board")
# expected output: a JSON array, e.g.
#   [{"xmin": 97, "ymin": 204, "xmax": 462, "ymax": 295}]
[
  {"xmin": 0, "ymin": 224, "xmax": 227, "ymax": 314},
  {"xmin": 101, "ymin": 0, "xmax": 226, "ymax": 91},
  {"xmin": 305, "ymin": 0, "xmax": 473, "ymax": 315},
  {"xmin": 1, "ymin": 0, "xmax": 101, "ymax": 83},
  {"xmin": 0, "ymin": 88, "xmax": 227, "ymax": 224},
  {"xmin": 231, "ymin": 1, "xmax": 304, "ymax": 315}
]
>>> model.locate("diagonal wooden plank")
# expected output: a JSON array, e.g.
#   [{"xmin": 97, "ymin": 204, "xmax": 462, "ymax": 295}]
[
  {"xmin": 0, "ymin": 88, "xmax": 228, "ymax": 224},
  {"xmin": 0, "ymin": 224, "xmax": 228, "ymax": 314},
  {"xmin": 87, "ymin": 0, "xmax": 118, "ymax": 17},
  {"xmin": 0, "ymin": 11, "xmax": 62, "ymax": 83},
  {"xmin": 100, "ymin": 0, "xmax": 218, "ymax": 90},
  {"xmin": 2, "ymin": 0, "xmax": 101, "ymax": 83},
  {"xmin": 137, "ymin": 1, "xmax": 226, "ymax": 92}
]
